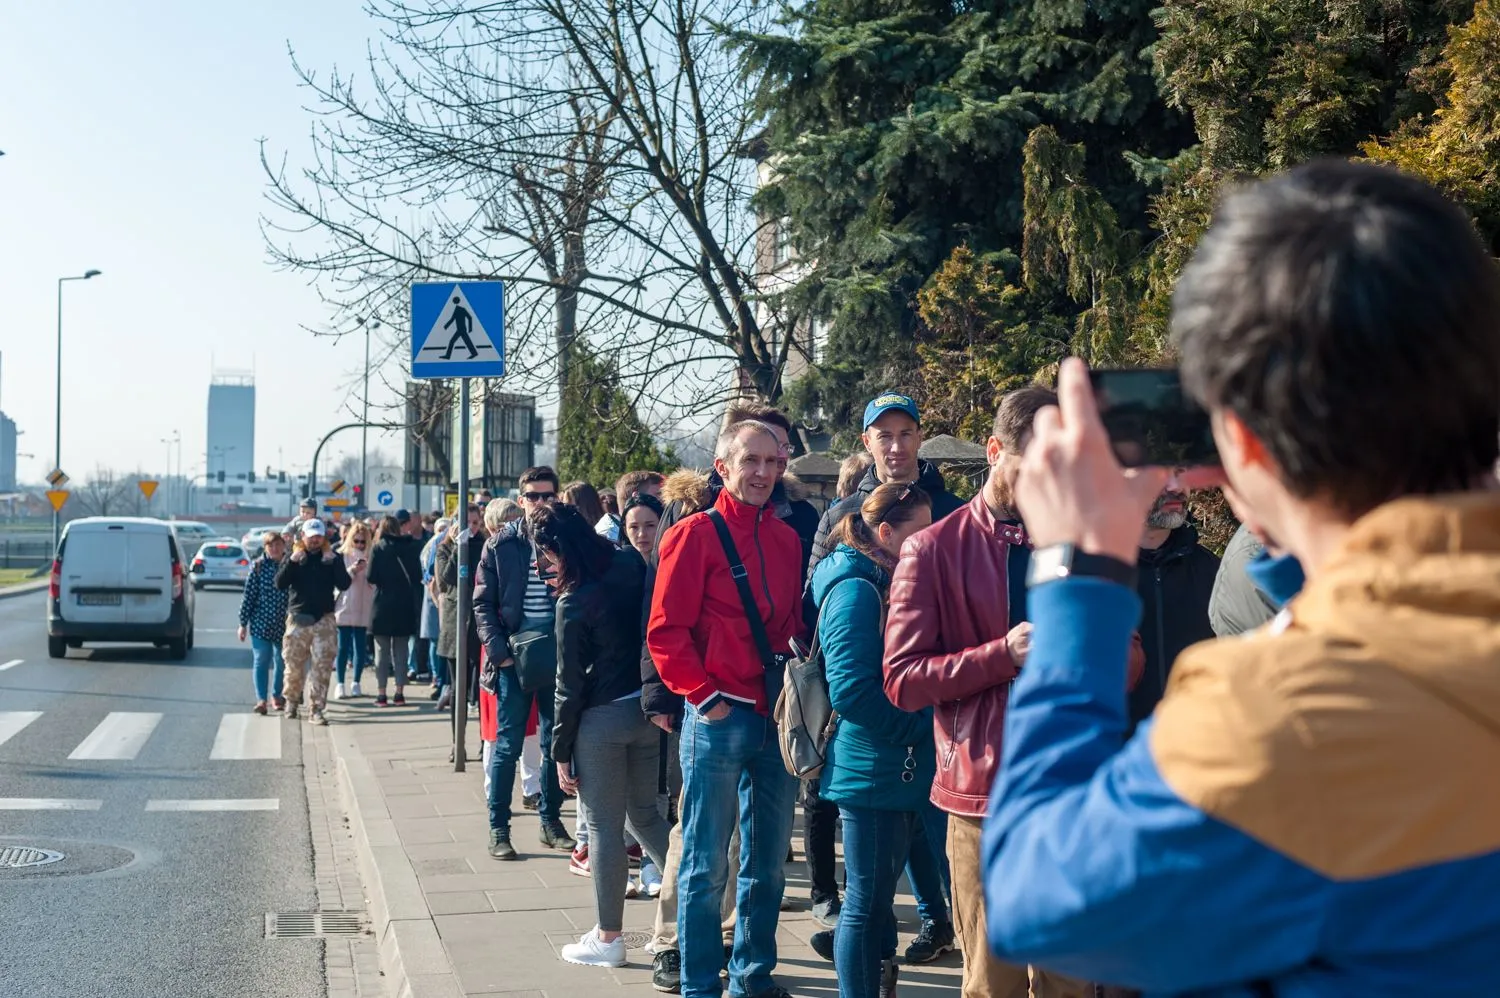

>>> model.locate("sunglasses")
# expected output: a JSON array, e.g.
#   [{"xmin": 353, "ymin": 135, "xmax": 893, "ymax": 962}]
[
  {"xmin": 521, "ymin": 491, "xmax": 556, "ymax": 503},
  {"xmin": 353, "ymin": 541, "xmax": 367, "ymax": 548}
]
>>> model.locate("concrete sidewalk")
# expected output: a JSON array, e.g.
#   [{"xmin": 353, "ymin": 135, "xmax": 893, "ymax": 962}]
[{"xmin": 325, "ymin": 695, "xmax": 965, "ymax": 998}]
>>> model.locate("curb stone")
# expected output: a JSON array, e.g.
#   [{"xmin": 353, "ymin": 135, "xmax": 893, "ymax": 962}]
[{"xmin": 328, "ymin": 724, "xmax": 463, "ymax": 998}]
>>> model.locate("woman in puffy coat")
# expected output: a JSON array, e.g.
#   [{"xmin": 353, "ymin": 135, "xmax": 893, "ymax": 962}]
[
  {"xmin": 534, "ymin": 503, "xmax": 669, "ymax": 969},
  {"xmin": 806, "ymin": 483, "xmax": 941, "ymax": 998},
  {"xmin": 367, "ymin": 513, "xmax": 424, "ymax": 706},
  {"xmin": 333, "ymin": 520, "xmax": 374, "ymax": 700},
  {"xmin": 238, "ymin": 530, "xmax": 290, "ymax": 715}
]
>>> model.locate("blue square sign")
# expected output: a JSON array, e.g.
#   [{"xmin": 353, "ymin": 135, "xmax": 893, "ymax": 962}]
[{"xmin": 410, "ymin": 282, "xmax": 506, "ymax": 379}]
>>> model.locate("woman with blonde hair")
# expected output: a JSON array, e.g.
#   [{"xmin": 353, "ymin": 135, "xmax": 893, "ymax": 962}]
[{"xmin": 332, "ymin": 520, "xmax": 375, "ymax": 700}]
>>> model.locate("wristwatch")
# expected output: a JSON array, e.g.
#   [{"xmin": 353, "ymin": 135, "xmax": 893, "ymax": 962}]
[{"xmin": 1027, "ymin": 543, "xmax": 1138, "ymax": 590}]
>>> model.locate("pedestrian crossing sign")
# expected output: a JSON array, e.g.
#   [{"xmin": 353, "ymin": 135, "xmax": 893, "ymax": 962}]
[{"xmin": 410, "ymin": 281, "xmax": 506, "ymax": 379}]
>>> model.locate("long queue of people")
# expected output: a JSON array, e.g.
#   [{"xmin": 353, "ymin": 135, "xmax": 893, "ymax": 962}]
[{"xmin": 447, "ymin": 160, "xmax": 1500, "ymax": 998}]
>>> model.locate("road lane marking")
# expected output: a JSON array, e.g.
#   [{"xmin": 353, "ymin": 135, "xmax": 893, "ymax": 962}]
[
  {"xmin": 209, "ymin": 713, "xmax": 282, "ymax": 760},
  {"xmin": 68, "ymin": 712, "xmax": 164, "ymax": 760},
  {"xmin": 0, "ymin": 798, "xmax": 103, "ymax": 810},
  {"xmin": 144, "ymin": 798, "xmax": 280, "ymax": 812},
  {"xmin": 0, "ymin": 711, "xmax": 43, "ymax": 749},
  {"xmin": 0, "ymin": 659, "xmax": 22, "ymax": 671}
]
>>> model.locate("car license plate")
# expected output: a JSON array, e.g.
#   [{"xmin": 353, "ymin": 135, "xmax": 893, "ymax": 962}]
[{"xmin": 78, "ymin": 593, "xmax": 122, "ymax": 607}]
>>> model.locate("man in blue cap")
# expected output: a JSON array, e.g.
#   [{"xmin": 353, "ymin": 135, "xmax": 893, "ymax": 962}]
[
  {"xmin": 800, "ymin": 390, "xmax": 964, "ymax": 952},
  {"xmin": 808, "ymin": 392, "xmax": 964, "ymax": 573}
]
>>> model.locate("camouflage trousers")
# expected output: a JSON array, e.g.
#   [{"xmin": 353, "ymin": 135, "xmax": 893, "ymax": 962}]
[{"xmin": 282, "ymin": 612, "xmax": 338, "ymax": 710}]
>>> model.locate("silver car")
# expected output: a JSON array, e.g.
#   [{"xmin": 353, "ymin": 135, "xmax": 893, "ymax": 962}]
[{"xmin": 190, "ymin": 539, "xmax": 252, "ymax": 590}]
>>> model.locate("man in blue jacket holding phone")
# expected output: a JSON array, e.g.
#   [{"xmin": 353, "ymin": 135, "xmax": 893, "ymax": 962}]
[{"xmin": 983, "ymin": 160, "xmax": 1500, "ymax": 995}]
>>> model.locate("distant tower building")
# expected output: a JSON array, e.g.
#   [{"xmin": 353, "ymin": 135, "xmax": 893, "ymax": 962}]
[
  {"xmin": 0, "ymin": 413, "xmax": 15, "ymax": 492},
  {"xmin": 207, "ymin": 373, "xmax": 255, "ymax": 481}
]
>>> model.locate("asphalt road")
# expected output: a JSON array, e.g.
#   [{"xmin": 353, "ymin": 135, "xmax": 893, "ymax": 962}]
[{"xmin": 0, "ymin": 587, "xmax": 327, "ymax": 998}]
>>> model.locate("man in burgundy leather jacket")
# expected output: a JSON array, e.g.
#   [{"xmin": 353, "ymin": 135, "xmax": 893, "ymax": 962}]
[{"xmin": 885, "ymin": 386, "xmax": 1144, "ymax": 998}]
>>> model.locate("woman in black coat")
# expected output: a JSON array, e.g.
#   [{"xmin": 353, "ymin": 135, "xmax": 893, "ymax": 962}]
[
  {"xmin": 535, "ymin": 503, "xmax": 669, "ymax": 969},
  {"xmin": 367, "ymin": 514, "xmax": 424, "ymax": 705}
]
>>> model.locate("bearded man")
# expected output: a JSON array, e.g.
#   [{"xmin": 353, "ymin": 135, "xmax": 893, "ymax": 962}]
[{"xmin": 1128, "ymin": 479, "xmax": 1221, "ymax": 729}]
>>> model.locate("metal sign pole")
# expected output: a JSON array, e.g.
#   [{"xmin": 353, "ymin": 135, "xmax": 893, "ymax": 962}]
[{"xmin": 454, "ymin": 376, "xmax": 470, "ymax": 772}]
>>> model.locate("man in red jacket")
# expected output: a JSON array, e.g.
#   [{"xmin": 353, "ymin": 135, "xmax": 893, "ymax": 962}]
[
  {"xmin": 885, "ymin": 386, "xmax": 1142, "ymax": 998},
  {"xmin": 648, "ymin": 419, "xmax": 804, "ymax": 998}
]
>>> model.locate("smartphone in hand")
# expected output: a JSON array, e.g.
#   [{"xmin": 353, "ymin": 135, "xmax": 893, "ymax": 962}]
[{"xmin": 1089, "ymin": 368, "xmax": 1219, "ymax": 468}]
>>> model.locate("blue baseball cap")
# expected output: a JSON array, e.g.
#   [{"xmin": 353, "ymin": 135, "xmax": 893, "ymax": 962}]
[
  {"xmin": 394, "ymin": 508, "xmax": 412, "ymax": 523},
  {"xmin": 862, "ymin": 392, "xmax": 921, "ymax": 430}
]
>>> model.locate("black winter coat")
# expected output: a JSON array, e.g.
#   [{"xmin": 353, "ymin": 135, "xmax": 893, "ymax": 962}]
[
  {"xmin": 807, "ymin": 459, "xmax": 964, "ymax": 576},
  {"xmin": 274, "ymin": 549, "xmax": 352, "ymax": 620},
  {"xmin": 367, "ymin": 534, "xmax": 423, "ymax": 636},
  {"xmin": 472, "ymin": 521, "xmax": 530, "ymax": 666},
  {"xmin": 552, "ymin": 549, "xmax": 648, "ymax": 765},
  {"xmin": 1129, "ymin": 525, "xmax": 1221, "ymax": 727}
]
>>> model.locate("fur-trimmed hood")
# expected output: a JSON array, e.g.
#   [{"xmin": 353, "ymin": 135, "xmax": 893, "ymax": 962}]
[{"xmin": 661, "ymin": 468, "xmax": 810, "ymax": 516}]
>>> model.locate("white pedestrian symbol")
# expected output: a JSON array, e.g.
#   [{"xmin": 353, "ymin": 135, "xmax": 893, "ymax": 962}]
[{"xmin": 413, "ymin": 285, "xmax": 499, "ymax": 363}]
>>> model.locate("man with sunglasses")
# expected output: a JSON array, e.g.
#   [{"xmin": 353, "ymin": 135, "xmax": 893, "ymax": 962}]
[{"xmin": 473, "ymin": 466, "xmax": 575, "ymax": 859}]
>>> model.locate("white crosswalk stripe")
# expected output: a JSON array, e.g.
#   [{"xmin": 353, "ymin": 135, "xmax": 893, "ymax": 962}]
[
  {"xmin": 68, "ymin": 711, "xmax": 164, "ymax": 760},
  {"xmin": 0, "ymin": 658, "xmax": 23, "ymax": 671},
  {"xmin": 145, "ymin": 798, "xmax": 279, "ymax": 812},
  {"xmin": 0, "ymin": 710, "xmax": 43, "ymax": 749},
  {"xmin": 209, "ymin": 713, "xmax": 283, "ymax": 760},
  {"xmin": 0, "ymin": 798, "xmax": 103, "ymax": 810}
]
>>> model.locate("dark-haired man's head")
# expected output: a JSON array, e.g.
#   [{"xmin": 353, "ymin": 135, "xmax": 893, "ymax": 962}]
[
  {"xmin": 1172, "ymin": 159, "xmax": 1500, "ymax": 568},
  {"xmin": 988, "ymin": 385, "xmax": 1057, "ymax": 519},
  {"xmin": 518, "ymin": 466, "xmax": 560, "ymax": 515}
]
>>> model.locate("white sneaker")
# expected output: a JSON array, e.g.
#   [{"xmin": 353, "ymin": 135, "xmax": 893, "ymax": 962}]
[
  {"xmin": 625, "ymin": 878, "xmax": 640, "ymax": 899},
  {"xmin": 332, "ymin": 683, "xmax": 345, "ymax": 701},
  {"xmin": 560, "ymin": 928, "xmax": 626, "ymax": 968},
  {"xmin": 350, "ymin": 682, "xmax": 362, "ymax": 697},
  {"xmin": 646, "ymin": 878, "xmax": 662, "ymax": 899}
]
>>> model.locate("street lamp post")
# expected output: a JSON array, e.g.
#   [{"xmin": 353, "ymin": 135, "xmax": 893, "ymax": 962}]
[
  {"xmin": 55, "ymin": 270, "xmax": 101, "ymax": 550},
  {"xmin": 161, "ymin": 431, "xmax": 180, "ymax": 515},
  {"xmin": 357, "ymin": 316, "xmax": 380, "ymax": 500}
]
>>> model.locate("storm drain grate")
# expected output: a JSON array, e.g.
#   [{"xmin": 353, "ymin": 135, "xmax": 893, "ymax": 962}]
[
  {"xmin": 265, "ymin": 911, "xmax": 366, "ymax": 938},
  {"xmin": 0, "ymin": 847, "xmax": 65, "ymax": 869}
]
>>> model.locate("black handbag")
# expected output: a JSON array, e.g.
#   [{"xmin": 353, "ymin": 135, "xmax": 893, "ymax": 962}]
[{"xmin": 509, "ymin": 615, "xmax": 557, "ymax": 693}]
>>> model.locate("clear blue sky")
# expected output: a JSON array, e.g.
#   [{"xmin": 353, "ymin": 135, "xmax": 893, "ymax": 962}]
[{"xmin": 0, "ymin": 1, "xmax": 410, "ymax": 486}]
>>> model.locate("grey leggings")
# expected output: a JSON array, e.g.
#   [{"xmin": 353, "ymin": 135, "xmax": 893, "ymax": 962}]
[
  {"xmin": 573, "ymin": 698, "xmax": 672, "ymax": 932},
  {"xmin": 374, "ymin": 634, "xmax": 410, "ymax": 690}
]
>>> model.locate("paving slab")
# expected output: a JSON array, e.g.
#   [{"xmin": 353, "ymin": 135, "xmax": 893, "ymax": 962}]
[{"xmin": 324, "ymin": 696, "xmax": 965, "ymax": 997}]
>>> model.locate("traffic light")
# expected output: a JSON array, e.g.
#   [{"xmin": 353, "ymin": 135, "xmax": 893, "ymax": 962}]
[
  {"xmin": 352, "ymin": 484, "xmax": 363, "ymax": 508},
  {"xmin": 217, "ymin": 470, "xmax": 225, "ymax": 484},
  {"xmin": 248, "ymin": 470, "xmax": 256, "ymax": 483},
  {"xmin": 278, "ymin": 471, "xmax": 287, "ymax": 484}
]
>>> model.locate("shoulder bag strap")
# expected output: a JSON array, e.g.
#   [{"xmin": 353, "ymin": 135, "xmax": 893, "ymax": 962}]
[{"xmin": 706, "ymin": 508, "xmax": 777, "ymax": 672}]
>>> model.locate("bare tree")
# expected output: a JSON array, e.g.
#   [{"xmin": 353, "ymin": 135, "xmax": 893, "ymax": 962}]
[
  {"xmin": 75, "ymin": 468, "xmax": 132, "ymax": 518},
  {"xmin": 263, "ymin": 0, "xmax": 799, "ymax": 437}
]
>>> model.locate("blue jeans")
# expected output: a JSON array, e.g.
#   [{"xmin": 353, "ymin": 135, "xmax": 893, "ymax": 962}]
[
  {"xmin": 251, "ymin": 635, "xmax": 286, "ymax": 702},
  {"xmin": 335, "ymin": 625, "xmax": 370, "ymax": 684},
  {"xmin": 677, "ymin": 702, "xmax": 798, "ymax": 998},
  {"xmin": 488, "ymin": 665, "xmax": 560, "ymax": 828},
  {"xmin": 906, "ymin": 801, "xmax": 951, "ymax": 924},
  {"xmin": 836, "ymin": 805, "xmax": 917, "ymax": 998},
  {"xmin": 430, "ymin": 641, "xmax": 448, "ymax": 688}
]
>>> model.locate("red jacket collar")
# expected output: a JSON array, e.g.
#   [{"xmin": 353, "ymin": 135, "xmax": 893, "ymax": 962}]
[
  {"xmin": 713, "ymin": 485, "xmax": 773, "ymax": 525},
  {"xmin": 968, "ymin": 492, "xmax": 1029, "ymax": 548}
]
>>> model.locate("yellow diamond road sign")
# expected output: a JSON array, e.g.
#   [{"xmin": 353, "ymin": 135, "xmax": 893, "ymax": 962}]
[
  {"xmin": 46, "ymin": 490, "xmax": 69, "ymax": 512},
  {"xmin": 47, "ymin": 469, "xmax": 68, "ymax": 488},
  {"xmin": 138, "ymin": 480, "xmax": 159, "ymax": 500}
]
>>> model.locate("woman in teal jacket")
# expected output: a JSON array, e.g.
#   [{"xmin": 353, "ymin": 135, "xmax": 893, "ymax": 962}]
[{"xmin": 808, "ymin": 482, "xmax": 939, "ymax": 998}]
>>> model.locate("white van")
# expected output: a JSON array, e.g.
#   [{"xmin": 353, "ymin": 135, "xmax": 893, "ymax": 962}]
[{"xmin": 47, "ymin": 518, "xmax": 196, "ymax": 659}]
